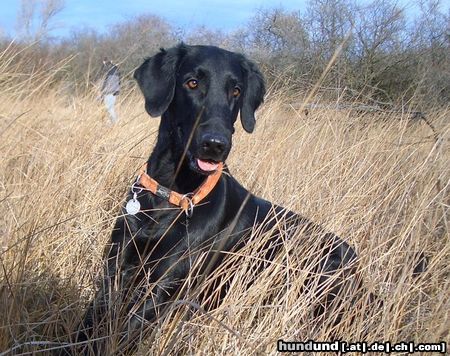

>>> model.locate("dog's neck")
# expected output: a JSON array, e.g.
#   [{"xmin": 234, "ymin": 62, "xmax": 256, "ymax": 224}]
[{"xmin": 147, "ymin": 114, "xmax": 206, "ymax": 194}]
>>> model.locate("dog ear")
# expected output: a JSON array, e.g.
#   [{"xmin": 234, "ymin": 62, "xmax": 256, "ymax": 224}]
[
  {"xmin": 134, "ymin": 45, "xmax": 185, "ymax": 117},
  {"xmin": 240, "ymin": 59, "xmax": 266, "ymax": 133}
]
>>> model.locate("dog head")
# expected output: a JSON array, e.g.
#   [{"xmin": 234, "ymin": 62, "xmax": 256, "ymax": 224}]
[{"xmin": 134, "ymin": 44, "xmax": 265, "ymax": 175}]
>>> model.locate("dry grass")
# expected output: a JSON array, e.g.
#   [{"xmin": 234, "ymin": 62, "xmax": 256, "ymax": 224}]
[{"xmin": 0, "ymin": 47, "xmax": 449, "ymax": 355}]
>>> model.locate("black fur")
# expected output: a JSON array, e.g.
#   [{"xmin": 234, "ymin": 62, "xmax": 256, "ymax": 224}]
[{"xmin": 64, "ymin": 44, "xmax": 360, "ymax": 355}]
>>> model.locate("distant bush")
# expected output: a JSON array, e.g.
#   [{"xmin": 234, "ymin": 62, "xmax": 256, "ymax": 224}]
[{"xmin": 2, "ymin": 0, "xmax": 449, "ymax": 107}]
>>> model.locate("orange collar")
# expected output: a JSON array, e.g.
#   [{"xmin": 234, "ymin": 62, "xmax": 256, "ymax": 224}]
[{"xmin": 136, "ymin": 162, "xmax": 223, "ymax": 216}]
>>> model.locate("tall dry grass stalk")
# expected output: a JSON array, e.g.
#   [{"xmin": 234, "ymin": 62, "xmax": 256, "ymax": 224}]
[{"xmin": 0, "ymin": 47, "xmax": 449, "ymax": 355}]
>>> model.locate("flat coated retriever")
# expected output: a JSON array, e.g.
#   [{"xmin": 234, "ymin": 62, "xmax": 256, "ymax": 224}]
[{"xmin": 65, "ymin": 44, "xmax": 361, "ymax": 355}]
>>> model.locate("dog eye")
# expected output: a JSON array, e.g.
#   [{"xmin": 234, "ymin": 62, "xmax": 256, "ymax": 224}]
[
  {"xmin": 186, "ymin": 79, "xmax": 198, "ymax": 90},
  {"xmin": 232, "ymin": 87, "xmax": 241, "ymax": 98}
]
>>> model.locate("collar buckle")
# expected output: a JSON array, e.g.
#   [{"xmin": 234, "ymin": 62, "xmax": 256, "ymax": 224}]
[{"xmin": 181, "ymin": 193, "xmax": 194, "ymax": 218}]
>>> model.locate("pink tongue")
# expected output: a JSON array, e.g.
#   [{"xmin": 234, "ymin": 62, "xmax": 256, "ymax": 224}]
[{"xmin": 197, "ymin": 159, "xmax": 219, "ymax": 172}]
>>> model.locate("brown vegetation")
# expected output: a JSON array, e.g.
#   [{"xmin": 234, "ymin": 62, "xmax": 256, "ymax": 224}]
[
  {"xmin": 2, "ymin": 0, "xmax": 449, "ymax": 108},
  {"xmin": 0, "ymin": 37, "xmax": 449, "ymax": 354}
]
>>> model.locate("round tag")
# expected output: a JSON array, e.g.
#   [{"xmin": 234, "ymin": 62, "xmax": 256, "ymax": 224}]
[{"xmin": 126, "ymin": 198, "xmax": 141, "ymax": 215}]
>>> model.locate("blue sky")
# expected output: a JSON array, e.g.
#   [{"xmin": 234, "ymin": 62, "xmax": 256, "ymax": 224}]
[
  {"xmin": 2, "ymin": 0, "xmax": 448, "ymax": 39},
  {"xmin": 0, "ymin": 0, "xmax": 305, "ymax": 38}
]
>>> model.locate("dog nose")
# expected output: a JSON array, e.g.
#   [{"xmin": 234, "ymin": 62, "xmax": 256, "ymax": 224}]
[{"xmin": 200, "ymin": 134, "xmax": 229, "ymax": 159}]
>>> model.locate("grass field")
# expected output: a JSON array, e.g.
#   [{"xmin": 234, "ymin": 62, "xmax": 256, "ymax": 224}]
[{"xmin": 0, "ymin": 53, "xmax": 449, "ymax": 355}]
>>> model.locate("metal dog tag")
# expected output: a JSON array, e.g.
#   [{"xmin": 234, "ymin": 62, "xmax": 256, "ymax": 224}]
[{"xmin": 126, "ymin": 193, "xmax": 141, "ymax": 215}]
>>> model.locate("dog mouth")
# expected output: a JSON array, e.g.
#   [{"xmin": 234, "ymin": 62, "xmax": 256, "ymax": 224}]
[
  {"xmin": 196, "ymin": 158, "xmax": 220, "ymax": 172},
  {"xmin": 189, "ymin": 155, "xmax": 222, "ymax": 175}
]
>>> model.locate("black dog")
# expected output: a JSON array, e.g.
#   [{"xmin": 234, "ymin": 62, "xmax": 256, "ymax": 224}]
[{"xmin": 69, "ymin": 44, "xmax": 359, "ymax": 354}]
